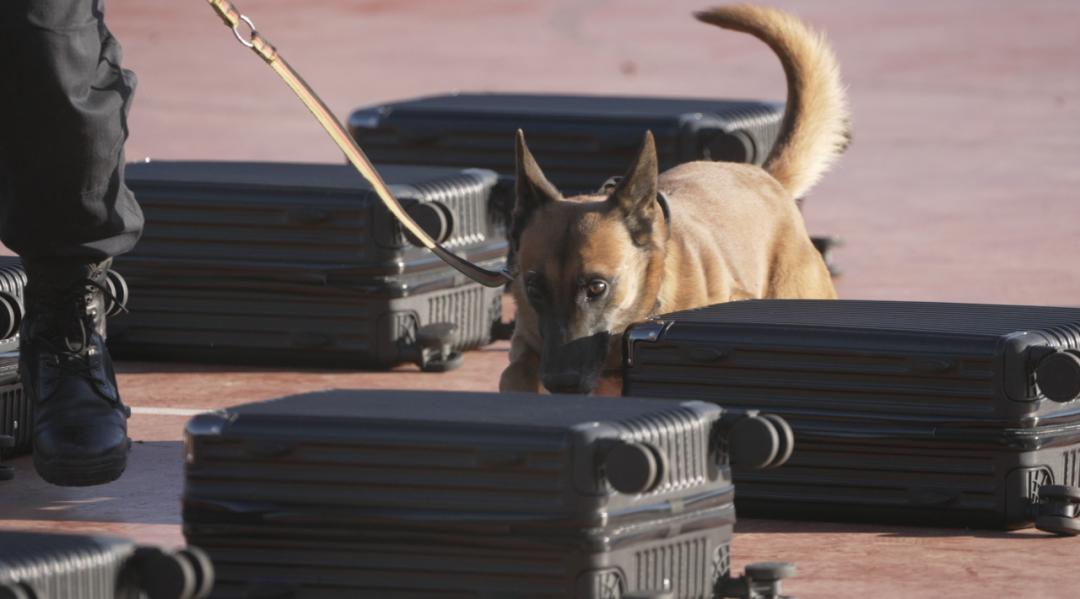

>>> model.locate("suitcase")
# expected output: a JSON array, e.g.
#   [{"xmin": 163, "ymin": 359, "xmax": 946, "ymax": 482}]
[
  {"xmin": 348, "ymin": 93, "xmax": 842, "ymax": 277},
  {"xmin": 0, "ymin": 530, "xmax": 213, "ymax": 599},
  {"xmin": 182, "ymin": 389, "xmax": 796, "ymax": 598},
  {"xmin": 110, "ymin": 161, "xmax": 511, "ymax": 371},
  {"xmin": 623, "ymin": 299, "xmax": 1080, "ymax": 532},
  {"xmin": 348, "ymin": 93, "xmax": 784, "ymax": 195}
]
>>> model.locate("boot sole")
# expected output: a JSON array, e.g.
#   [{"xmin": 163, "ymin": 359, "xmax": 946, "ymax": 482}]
[{"xmin": 33, "ymin": 438, "xmax": 131, "ymax": 487}]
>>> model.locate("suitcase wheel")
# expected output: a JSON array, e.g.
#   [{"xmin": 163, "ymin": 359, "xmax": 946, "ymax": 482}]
[
  {"xmin": 176, "ymin": 547, "xmax": 215, "ymax": 599},
  {"xmin": 1035, "ymin": 514, "xmax": 1080, "ymax": 537},
  {"xmin": 104, "ymin": 269, "xmax": 130, "ymax": 317},
  {"xmin": 420, "ymin": 351, "xmax": 464, "ymax": 373},
  {"xmin": 603, "ymin": 440, "xmax": 666, "ymax": 495},
  {"xmin": 1035, "ymin": 485, "xmax": 1080, "ymax": 536},
  {"xmin": 0, "ymin": 582, "xmax": 35, "ymax": 599},
  {"xmin": 718, "ymin": 561, "xmax": 797, "ymax": 599},
  {"xmin": 744, "ymin": 562, "xmax": 797, "ymax": 582},
  {"xmin": 760, "ymin": 414, "xmax": 795, "ymax": 469},
  {"xmin": 0, "ymin": 292, "xmax": 21, "ymax": 340},
  {"xmin": 1035, "ymin": 350, "xmax": 1080, "ymax": 403},
  {"xmin": 810, "ymin": 235, "xmax": 844, "ymax": 278},
  {"xmin": 126, "ymin": 545, "xmax": 214, "ymax": 599},
  {"xmin": 1039, "ymin": 484, "xmax": 1080, "ymax": 504},
  {"xmin": 416, "ymin": 323, "xmax": 463, "ymax": 372},
  {"xmin": 728, "ymin": 415, "xmax": 780, "ymax": 470}
]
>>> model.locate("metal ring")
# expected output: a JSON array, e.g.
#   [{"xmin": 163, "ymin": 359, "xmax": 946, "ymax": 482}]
[{"xmin": 232, "ymin": 14, "xmax": 256, "ymax": 48}]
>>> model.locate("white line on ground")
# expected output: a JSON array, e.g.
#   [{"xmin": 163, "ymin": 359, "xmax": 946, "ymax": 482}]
[{"xmin": 130, "ymin": 407, "xmax": 211, "ymax": 417}]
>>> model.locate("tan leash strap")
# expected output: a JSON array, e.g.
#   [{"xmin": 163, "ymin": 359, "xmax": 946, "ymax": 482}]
[{"xmin": 206, "ymin": 0, "xmax": 512, "ymax": 288}]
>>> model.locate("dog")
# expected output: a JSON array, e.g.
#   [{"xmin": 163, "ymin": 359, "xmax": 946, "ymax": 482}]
[{"xmin": 499, "ymin": 5, "xmax": 850, "ymax": 395}]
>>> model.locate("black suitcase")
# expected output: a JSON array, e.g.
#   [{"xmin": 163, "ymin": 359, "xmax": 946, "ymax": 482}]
[
  {"xmin": 182, "ymin": 389, "xmax": 796, "ymax": 598},
  {"xmin": 0, "ymin": 530, "xmax": 213, "ymax": 599},
  {"xmin": 347, "ymin": 93, "xmax": 842, "ymax": 277},
  {"xmin": 348, "ymin": 93, "xmax": 784, "ymax": 196},
  {"xmin": 623, "ymin": 299, "xmax": 1080, "ymax": 532},
  {"xmin": 110, "ymin": 161, "xmax": 510, "ymax": 371}
]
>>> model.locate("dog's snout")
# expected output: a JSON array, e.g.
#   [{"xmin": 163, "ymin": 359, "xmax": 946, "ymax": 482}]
[{"xmin": 542, "ymin": 372, "xmax": 591, "ymax": 395}]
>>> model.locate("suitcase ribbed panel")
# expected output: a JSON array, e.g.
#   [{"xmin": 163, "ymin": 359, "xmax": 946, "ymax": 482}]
[
  {"xmin": 0, "ymin": 258, "xmax": 27, "ymax": 302},
  {"xmin": 427, "ymin": 285, "xmax": 488, "ymax": 348},
  {"xmin": 635, "ymin": 536, "xmax": 708, "ymax": 598},
  {"xmin": 1063, "ymin": 446, "xmax": 1080, "ymax": 487},
  {"xmin": 0, "ymin": 532, "xmax": 133, "ymax": 598},
  {"xmin": 348, "ymin": 93, "xmax": 784, "ymax": 193},
  {"xmin": 620, "ymin": 407, "xmax": 709, "ymax": 493},
  {"xmin": 124, "ymin": 162, "xmax": 505, "ymax": 273},
  {"xmin": 409, "ymin": 171, "xmax": 492, "ymax": 249}
]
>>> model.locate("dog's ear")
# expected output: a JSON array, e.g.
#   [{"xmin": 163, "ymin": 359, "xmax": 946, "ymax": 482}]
[
  {"xmin": 608, "ymin": 131, "xmax": 659, "ymax": 246},
  {"xmin": 511, "ymin": 129, "xmax": 561, "ymax": 249}
]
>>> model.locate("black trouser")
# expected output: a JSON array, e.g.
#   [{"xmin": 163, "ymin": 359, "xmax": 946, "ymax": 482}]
[{"xmin": 0, "ymin": 0, "xmax": 143, "ymax": 263}]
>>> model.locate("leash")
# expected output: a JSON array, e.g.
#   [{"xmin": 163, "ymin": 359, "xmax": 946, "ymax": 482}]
[{"xmin": 205, "ymin": 0, "xmax": 512, "ymax": 288}]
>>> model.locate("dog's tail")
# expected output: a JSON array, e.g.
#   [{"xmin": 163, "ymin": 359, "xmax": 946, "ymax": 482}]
[{"xmin": 695, "ymin": 5, "xmax": 851, "ymax": 199}]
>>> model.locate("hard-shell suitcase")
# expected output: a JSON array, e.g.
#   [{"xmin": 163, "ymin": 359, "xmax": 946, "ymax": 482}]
[
  {"xmin": 110, "ymin": 161, "xmax": 511, "ymax": 371},
  {"xmin": 0, "ymin": 530, "xmax": 213, "ymax": 599},
  {"xmin": 623, "ymin": 299, "xmax": 1080, "ymax": 532},
  {"xmin": 121, "ymin": 161, "xmax": 509, "ymax": 269},
  {"xmin": 348, "ymin": 93, "xmax": 784, "ymax": 195},
  {"xmin": 182, "ymin": 390, "xmax": 796, "ymax": 598},
  {"xmin": 347, "ymin": 93, "xmax": 842, "ymax": 277}
]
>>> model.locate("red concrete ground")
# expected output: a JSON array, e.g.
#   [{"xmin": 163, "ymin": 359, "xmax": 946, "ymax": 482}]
[{"xmin": 3, "ymin": 1, "xmax": 1080, "ymax": 597}]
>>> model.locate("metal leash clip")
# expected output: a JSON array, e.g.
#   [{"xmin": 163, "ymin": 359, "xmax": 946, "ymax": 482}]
[{"xmin": 205, "ymin": 0, "xmax": 513, "ymax": 288}]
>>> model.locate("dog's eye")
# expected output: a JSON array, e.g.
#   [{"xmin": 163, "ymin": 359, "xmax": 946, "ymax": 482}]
[
  {"xmin": 585, "ymin": 279, "xmax": 608, "ymax": 300},
  {"xmin": 526, "ymin": 283, "xmax": 544, "ymax": 301},
  {"xmin": 525, "ymin": 272, "xmax": 545, "ymax": 302}
]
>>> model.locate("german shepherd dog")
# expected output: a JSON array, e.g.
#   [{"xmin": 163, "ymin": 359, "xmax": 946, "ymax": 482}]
[{"xmin": 500, "ymin": 5, "xmax": 850, "ymax": 395}]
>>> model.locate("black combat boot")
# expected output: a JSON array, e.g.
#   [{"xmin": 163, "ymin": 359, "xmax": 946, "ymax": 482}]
[{"xmin": 21, "ymin": 258, "xmax": 129, "ymax": 486}]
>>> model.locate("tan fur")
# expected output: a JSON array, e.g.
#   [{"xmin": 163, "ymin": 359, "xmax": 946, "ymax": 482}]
[
  {"xmin": 500, "ymin": 5, "xmax": 847, "ymax": 395},
  {"xmin": 696, "ymin": 5, "xmax": 851, "ymax": 199}
]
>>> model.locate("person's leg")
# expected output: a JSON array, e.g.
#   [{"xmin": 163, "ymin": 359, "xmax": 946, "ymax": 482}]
[{"xmin": 0, "ymin": 0, "xmax": 142, "ymax": 486}]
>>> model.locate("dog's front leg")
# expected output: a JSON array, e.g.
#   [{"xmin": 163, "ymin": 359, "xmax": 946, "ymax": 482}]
[{"xmin": 499, "ymin": 336, "xmax": 543, "ymax": 393}]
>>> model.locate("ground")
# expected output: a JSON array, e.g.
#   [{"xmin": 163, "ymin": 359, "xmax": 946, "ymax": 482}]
[{"xmin": 2, "ymin": 1, "xmax": 1079, "ymax": 597}]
